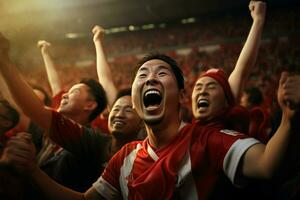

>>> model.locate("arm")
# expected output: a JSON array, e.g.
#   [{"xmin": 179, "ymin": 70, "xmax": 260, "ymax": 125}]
[
  {"xmin": 5, "ymin": 133, "xmax": 105, "ymax": 200},
  {"xmin": 228, "ymin": 1, "xmax": 266, "ymax": 101},
  {"xmin": 92, "ymin": 25, "xmax": 118, "ymax": 110},
  {"xmin": 37, "ymin": 40, "xmax": 63, "ymax": 96},
  {"xmin": 0, "ymin": 33, "xmax": 52, "ymax": 130},
  {"xmin": 241, "ymin": 72, "xmax": 295, "ymax": 179}
]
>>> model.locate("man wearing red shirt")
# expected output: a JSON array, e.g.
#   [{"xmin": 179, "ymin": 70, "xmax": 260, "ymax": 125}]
[{"xmin": 2, "ymin": 50, "xmax": 294, "ymax": 200}]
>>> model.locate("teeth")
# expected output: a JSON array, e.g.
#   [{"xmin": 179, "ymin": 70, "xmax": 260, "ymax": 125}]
[
  {"xmin": 198, "ymin": 99, "xmax": 208, "ymax": 104},
  {"xmin": 114, "ymin": 120, "xmax": 125, "ymax": 126},
  {"xmin": 145, "ymin": 90, "xmax": 160, "ymax": 97},
  {"xmin": 197, "ymin": 99, "xmax": 209, "ymax": 108}
]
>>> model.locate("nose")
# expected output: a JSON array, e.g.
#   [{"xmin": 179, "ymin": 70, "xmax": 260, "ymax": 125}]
[
  {"xmin": 115, "ymin": 108, "xmax": 125, "ymax": 118},
  {"xmin": 199, "ymin": 86, "xmax": 208, "ymax": 96},
  {"xmin": 146, "ymin": 73, "xmax": 159, "ymax": 85},
  {"xmin": 62, "ymin": 92, "xmax": 68, "ymax": 99}
]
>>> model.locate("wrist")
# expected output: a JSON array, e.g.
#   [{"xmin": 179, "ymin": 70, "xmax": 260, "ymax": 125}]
[{"xmin": 253, "ymin": 18, "xmax": 265, "ymax": 26}]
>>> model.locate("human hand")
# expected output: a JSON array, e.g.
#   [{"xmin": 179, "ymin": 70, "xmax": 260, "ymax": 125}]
[
  {"xmin": 92, "ymin": 25, "xmax": 105, "ymax": 43},
  {"xmin": 37, "ymin": 40, "xmax": 51, "ymax": 54},
  {"xmin": 249, "ymin": 1, "xmax": 266, "ymax": 23}
]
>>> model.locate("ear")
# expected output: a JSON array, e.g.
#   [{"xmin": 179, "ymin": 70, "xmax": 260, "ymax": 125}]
[
  {"xmin": 84, "ymin": 101, "xmax": 98, "ymax": 112},
  {"xmin": 179, "ymin": 89, "xmax": 187, "ymax": 105}
]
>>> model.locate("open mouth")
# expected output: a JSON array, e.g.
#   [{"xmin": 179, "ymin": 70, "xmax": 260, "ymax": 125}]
[
  {"xmin": 197, "ymin": 99, "xmax": 209, "ymax": 108},
  {"xmin": 113, "ymin": 119, "xmax": 125, "ymax": 127},
  {"xmin": 60, "ymin": 100, "xmax": 68, "ymax": 106},
  {"xmin": 143, "ymin": 89, "xmax": 162, "ymax": 108}
]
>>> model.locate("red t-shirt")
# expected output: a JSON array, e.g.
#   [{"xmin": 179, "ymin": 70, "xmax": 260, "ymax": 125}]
[{"xmin": 93, "ymin": 122, "xmax": 259, "ymax": 199}]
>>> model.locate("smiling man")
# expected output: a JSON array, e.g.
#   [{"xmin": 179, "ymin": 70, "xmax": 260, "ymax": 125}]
[
  {"xmin": 0, "ymin": 32, "xmax": 112, "ymax": 198},
  {"xmin": 3, "ymin": 53, "xmax": 295, "ymax": 200}
]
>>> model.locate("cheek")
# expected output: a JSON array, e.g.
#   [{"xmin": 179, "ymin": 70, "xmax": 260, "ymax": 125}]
[{"xmin": 132, "ymin": 83, "xmax": 142, "ymax": 109}]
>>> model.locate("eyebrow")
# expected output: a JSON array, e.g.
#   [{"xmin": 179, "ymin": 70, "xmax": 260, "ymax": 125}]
[
  {"xmin": 69, "ymin": 88, "xmax": 81, "ymax": 93},
  {"xmin": 195, "ymin": 81, "xmax": 219, "ymax": 87},
  {"xmin": 138, "ymin": 65, "xmax": 171, "ymax": 72},
  {"xmin": 113, "ymin": 105, "xmax": 132, "ymax": 109}
]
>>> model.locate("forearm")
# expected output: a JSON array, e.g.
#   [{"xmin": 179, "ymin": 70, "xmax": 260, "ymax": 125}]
[
  {"xmin": 261, "ymin": 114, "xmax": 291, "ymax": 173},
  {"xmin": 0, "ymin": 60, "xmax": 51, "ymax": 130},
  {"xmin": 41, "ymin": 52, "xmax": 62, "ymax": 96},
  {"xmin": 229, "ymin": 19, "xmax": 264, "ymax": 100},
  {"xmin": 244, "ymin": 114, "xmax": 291, "ymax": 179},
  {"xmin": 94, "ymin": 41, "xmax": 117, "ymax": 109},
  {"xmin": 30, "ymin": 167, "xmax": 85, "ymax": 200}
]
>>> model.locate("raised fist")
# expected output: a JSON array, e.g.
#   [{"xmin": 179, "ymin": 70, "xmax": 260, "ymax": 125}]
[
  {"xmin": 92, "ymin": 25, "xmax": 105, "ymax": 43},
  {"xmin": 249, "ymin": 1, "xmax": 266, "ymax": 22},
  {"xmin": 37, "ymin": 40, "xmax": 51, "ymax": 54}
]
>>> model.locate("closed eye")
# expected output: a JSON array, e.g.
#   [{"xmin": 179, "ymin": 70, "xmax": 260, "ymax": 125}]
[{"xmin": 138, "ymin": 73, "xmax": 147, "ymax": 78}]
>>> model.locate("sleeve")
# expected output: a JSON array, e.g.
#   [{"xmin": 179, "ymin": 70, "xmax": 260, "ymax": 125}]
[
  {"xmin": 49, "ymin": 110, "xmax": 111, "ymax": 160},
  {"xmin": 197, "ymin": 127, "xmax": 260, "ymax": 186},
  {"xmin": 92, "ymin": 148, "xmax": 125, "ymax": 200},
  {"xmin": 92, "ymin": 176, "xmax": 122, "ymax": 200},
  {"xmin": 51, "ymin": 90, "xmax": 65, "ymax": 110},
  {"xmin": 222, "ymin": 137, "xmax": 260, "ymax": 185}
]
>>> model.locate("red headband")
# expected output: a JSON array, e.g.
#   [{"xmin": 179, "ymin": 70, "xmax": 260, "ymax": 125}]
[{"xmin": 199, "ymin": 68, "xmax": 235, "ymax": 106}]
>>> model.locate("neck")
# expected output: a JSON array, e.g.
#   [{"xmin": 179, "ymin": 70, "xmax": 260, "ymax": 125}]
[
  {"xmin": 111, "ymin": 137, "xmax": 134, "ymax": 155},
  {"xmin": 65, "ymin": 113, "xmax": 90, "ymax": 125},
  {"xmin": 146, "ymin": 118, "xmax": 181, "ymax": 149}
]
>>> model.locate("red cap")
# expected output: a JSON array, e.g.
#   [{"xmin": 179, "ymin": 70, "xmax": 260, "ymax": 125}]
[{"xmin": 199, "ymin": 68, "xmax": 235, "ymax": 106}]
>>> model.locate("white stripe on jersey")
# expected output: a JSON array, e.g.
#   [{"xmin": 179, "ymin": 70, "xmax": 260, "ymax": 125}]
[
  {"xmin": 176, "ymin": 151, "xmax": 198, "ymax": 199},
  {"xmin": 119, "ymin": 143, "xmax": 142, "ymax": 199},
  {"xmin": 92, "ymin": 176, "xmax": 121, "ymax": 200},
  {"xmin": 147, "ymin": 144, "xmax": 159, "ymax": 161},
  {"xmin": 223, "ymin": 138, "xmax": 260, "ymax": 185}
]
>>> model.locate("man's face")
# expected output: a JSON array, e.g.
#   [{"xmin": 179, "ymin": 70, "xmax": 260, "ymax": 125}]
[
  {"xmin": 108, "ymin": 95, "xmax": 141, "ymax": 139},
  {"xmin": 132, "ymin": 59, "xmax": 181, "ymax": 125},
  {"xmin": 192, "ymin": 76, "xmax": 228, "ymax": 121},
  {"xmin": 58, "ymin": 83, "xmax": 95, "ymax": 116}
]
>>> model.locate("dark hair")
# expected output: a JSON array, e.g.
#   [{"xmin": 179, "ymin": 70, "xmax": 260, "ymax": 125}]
[
  {"xmin": 0, "ymin": 100, "xmax": 20, "ymax": 131},
  {"xmin": 80, "ymin": 78, "xmax": 107, "ymax": 122},
  {"xmin": 134, "ymin": 53, "xmax": 184, "ymax": 89},
  {"xmin": 244, "ymin": 87, "xmax": 263, "ymax": 107},
  {"xmin": 31, "ymin": 85, "xmax": 52, "ymax": 106},
  {"xmin": 112, "ymin": 88, "xmax": 132, "ymax": 107}
]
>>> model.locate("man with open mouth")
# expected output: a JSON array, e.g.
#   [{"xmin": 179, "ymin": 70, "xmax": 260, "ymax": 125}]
[
  {"xmin": 3, "ymin": 50, "xmax": 296, "ymax": 199},
  {"xmin": 92, "ymin": 53, "xmax": 294, "ymax": 200}
]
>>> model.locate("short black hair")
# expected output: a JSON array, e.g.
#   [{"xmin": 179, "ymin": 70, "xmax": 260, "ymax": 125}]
[
  {"xmin": 112, "ymin": 88, "xmax": 132, "ymax": 107},
  {"xmin": 31, "ymin": 85, "xmax": 52, "ymax": 106},
  {"xmin": 0, "ymin": 100, "xmax": 20, "ymax": 131},
  {"xmin": 134, "ymin": 53, "xmax": 184, "ymax": 89},
  {"xmin": 244, "ymin": 87, "xmax": 263, "ymax": 107},
  {"xmin": 80, "ymin": 78, "xmax": 107, "ymax": 122}
]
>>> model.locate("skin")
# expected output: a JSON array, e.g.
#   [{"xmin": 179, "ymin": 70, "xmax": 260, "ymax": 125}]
[{"xmin": 191, "ymin": 76, "xmax": 228, "ymax": 121}]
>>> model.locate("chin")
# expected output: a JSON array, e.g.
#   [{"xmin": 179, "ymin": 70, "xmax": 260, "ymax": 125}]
[{"xmin": 143, "ymin": 115, "xmax": 164, "ymax": 125}]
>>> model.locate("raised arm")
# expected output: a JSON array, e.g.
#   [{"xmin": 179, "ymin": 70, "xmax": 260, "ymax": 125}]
[
  {"xmin": 4, "ymin": 133, "xmax": 106, "ymax": 200},
  {"xmin": 228, "ymin": 1, "xmax": 266, "ymax": 101},
  {"xmin": 37, "ymin": 40, "xmax": 63, "ymax": 96},
  {"xmin": 92, "ymin": 25, "xmax": 117, "ymax": 110},
  {"xmin": 241, "ymin": 72, "xmax": 295, "ymax": 179},
  {"xmin": 0, "ymin": 33, "xmax": 52, "ymax": 130}
]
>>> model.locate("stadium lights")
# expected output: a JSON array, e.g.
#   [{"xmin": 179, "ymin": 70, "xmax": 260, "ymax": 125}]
[
  {"xmin": 142, "ymin": 24, "xmax": 155, "ymax": 30},
  {"xmin": 181, "ymin": 17, "xmax": 196, "ymax": 24},
  {"xmin": 65, "ymin": 33, "xmax": 85, "ymax": 39}
]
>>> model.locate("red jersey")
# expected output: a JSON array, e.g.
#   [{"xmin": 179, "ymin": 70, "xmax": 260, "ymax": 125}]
[{"xmin": 92, "ymin": 122, "xmax": 259, "ymax": 199}]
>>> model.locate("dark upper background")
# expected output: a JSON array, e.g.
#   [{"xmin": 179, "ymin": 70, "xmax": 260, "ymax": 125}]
[{"xmin": 0, "ymin": 0, "xmax": 298, "ymax": 43}]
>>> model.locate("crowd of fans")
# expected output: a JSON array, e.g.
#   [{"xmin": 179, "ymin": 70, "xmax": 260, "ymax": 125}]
[{"xmin": 0, "ymin": 2, "xmax": 300, "ymax": 199}]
